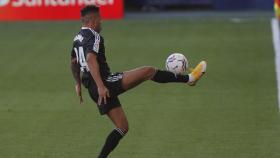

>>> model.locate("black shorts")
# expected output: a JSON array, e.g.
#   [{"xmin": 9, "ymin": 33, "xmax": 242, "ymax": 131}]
[{"xmin": 82, "ymin": 72, "xmax": 125, "ymax": 115}]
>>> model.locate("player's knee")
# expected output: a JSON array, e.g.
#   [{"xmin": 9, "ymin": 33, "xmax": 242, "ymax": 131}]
[
  {"xmin": 121, "ymin": 122, "xmax": 129, "ymax": 134},
  {"xmin": 116, "ymin": 121, "xmax": 129, "ymax": 135},
  {"xmin": 142, "ymin": 66, "xmax": 156, "ymax": 80},
  {"xmin": 123, "ymin": 126, "xmax": 129, "ymax": 135}
]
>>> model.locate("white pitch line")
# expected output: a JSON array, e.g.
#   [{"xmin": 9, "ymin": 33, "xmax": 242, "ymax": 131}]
[{"xmin": 271, "ymin": 18, "xmax": 280, "ymax": 111}]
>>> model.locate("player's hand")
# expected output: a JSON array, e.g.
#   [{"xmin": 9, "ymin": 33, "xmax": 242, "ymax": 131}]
[
  {"xmin": 98, "ymin": 85, "xmax": 110, "ymax": 106},
  {"xmin": 75, "ymin": 83, "xmax": 83, "ymax": 104}
]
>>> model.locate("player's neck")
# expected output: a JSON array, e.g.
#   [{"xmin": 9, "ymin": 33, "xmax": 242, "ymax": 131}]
[{"xmin": 82, "ymin": 25, "xmax": 99, "ymax": 33}]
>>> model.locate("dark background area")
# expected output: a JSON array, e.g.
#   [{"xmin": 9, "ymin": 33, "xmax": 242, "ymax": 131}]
[{"xmin": 125, "ymin": 0, "xmax": 274, "ymax": 12}]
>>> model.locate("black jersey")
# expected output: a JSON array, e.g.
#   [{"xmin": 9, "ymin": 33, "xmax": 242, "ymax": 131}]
[{"xmin": 71, "ymin": 27, "xmax": 110, "ymax": 79}]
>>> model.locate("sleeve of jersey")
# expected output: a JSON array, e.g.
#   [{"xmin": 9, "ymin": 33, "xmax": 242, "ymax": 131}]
[{"xmin": 86, "ymin": 34, "xmax": 101, "ymax": 55}]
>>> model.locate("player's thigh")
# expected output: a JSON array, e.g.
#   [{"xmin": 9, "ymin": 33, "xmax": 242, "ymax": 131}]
[
  {"xmin": 107, "ymin": 106, "xmax": 129, "ymax": 133},
  {"xmin": 122, "ymin": 66, "xmax": 156, "ymax": 90}
]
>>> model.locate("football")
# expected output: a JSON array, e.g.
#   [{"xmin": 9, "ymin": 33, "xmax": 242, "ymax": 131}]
[{"xmin": 166, "ymin": 53, "xmax": 188, "ymax": 74}]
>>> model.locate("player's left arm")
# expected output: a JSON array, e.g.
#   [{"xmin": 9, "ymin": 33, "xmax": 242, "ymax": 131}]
[{"xmin": 70, "ymin": 54, "xmax": 83, "ymax": 103}]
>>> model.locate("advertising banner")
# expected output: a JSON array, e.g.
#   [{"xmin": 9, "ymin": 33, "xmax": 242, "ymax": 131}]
[{"xmin": 0, "ymin": 0, "xmax": 123, "ymax": 20}]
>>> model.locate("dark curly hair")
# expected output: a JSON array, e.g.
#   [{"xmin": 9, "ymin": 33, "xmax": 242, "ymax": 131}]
[{"xmin": 80, "ymin": 5, "xmax": 100, "ymax": 17}]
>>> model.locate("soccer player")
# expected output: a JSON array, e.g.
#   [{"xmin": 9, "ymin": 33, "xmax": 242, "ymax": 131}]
[{"xmin": 70, "ymin": 5, "xmax": 207, "ymax": 158}]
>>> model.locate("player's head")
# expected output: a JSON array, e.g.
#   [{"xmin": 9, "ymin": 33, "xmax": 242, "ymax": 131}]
[{"xmin": 81, "ymin": 5, "xmax": 102, "ymax": 32}]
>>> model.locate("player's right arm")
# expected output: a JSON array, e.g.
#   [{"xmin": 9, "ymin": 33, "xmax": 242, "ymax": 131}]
[
  {"xmin": 86, "ymin": 52, "xmax": 110, "ymax": 105},
  {"xmin": 70, "ymin": 54, "xmax": 83, "ymax": 103}
]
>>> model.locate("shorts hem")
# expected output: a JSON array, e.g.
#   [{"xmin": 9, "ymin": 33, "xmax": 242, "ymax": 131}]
[{"xmin": 99, "ymin": 104, "xmax": 121, "ymax": 115}]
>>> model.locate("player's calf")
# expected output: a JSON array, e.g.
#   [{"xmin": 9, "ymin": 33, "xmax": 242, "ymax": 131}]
[
  {"xmin": 151, "ymin": 61, "xmax": 207, "ymax": 85},
  {"xmin": 98, "ymin": 107, "xmax": 128, "ymax": 158},
  {"xmin": 98, "ymin": 128, "xmax": 127, "ymax": 158},
  {"xmin": 151, "ymin": 70, "xmax": 189, "ymax": 83}
]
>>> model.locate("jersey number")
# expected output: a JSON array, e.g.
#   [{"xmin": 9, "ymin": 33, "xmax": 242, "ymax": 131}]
[{"xmin": 74, "ymin": 47, "xmax": 89, "ymax": 72}]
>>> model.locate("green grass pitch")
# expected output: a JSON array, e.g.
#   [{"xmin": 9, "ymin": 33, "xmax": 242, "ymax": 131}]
[{"xmin": 0, "ymin": 18, "xmax": 280, "ymax": 158}]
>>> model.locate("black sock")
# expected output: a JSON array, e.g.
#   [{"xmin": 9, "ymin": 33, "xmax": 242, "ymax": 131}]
[
  {"xmin": 151, "ymin": 70, "xmax": 189, "ymax": 83},
  {"xmin": 98, "ymin": 128, "xmax": 125, "ymax": 158}
]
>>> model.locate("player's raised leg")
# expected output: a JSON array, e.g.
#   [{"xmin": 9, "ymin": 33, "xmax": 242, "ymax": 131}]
[
  {"xmin": 121, "ymin": 61, "xmax": 207, "ymax": 90},
  {"xmin": 122, "ymin": 66, "xmax": 190, "ymax": 90},
  {"xmin": 98, "ymin": 106, "xmax": 128, "ymax": 158}
]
